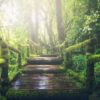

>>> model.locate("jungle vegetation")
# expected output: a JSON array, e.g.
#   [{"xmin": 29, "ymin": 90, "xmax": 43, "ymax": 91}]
[{"xmin": 0, "ymin": 0, "xmax": 100, "ymax": 100}]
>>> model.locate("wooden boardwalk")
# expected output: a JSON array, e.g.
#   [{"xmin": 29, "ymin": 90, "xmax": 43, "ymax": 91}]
[{"xmin": 7, "ymin": 55, "xmax": 89, "ymax": 100}]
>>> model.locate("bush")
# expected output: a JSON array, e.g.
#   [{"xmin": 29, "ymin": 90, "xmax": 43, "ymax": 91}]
[
  {"xmin": 72, "ymin": 55, "xmax": 87, "ymax": 71},
  {"xmin": 94, "ymin": 62, "xmax": 100, "ymax": 85},
  {"xmin": 66, "ymin": 69, "xmax": 86, "ymax": 87}
]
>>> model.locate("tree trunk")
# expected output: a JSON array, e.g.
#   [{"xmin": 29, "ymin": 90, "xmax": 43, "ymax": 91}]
[
  {"xmin": 86, "ymin": 38, "xmax": 96, "ymax": 93},
  {"xmin": 24, "ymin": 1, "xmax": 39, "ymax": 43},
  {"xmin": 27, "ymin": 11, "xmax": 38, "ymax": 43},
  {"xmin": 45, "ymin": 18, "xmax": 54, "ymax": 53},
  {"xmin": 55, "ymin": 0, "xmax": 65, "ymax": 43},
  {"xmin": 1, "ymin": 42, "xmax": 9, "ymax": 85},
  {"xmin": 33, "ymin": 0, "xmax": 39, "ymax": 42}
]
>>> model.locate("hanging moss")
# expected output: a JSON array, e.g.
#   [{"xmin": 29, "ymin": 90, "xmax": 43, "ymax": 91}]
[
  {"xmin": 0, "ymin": 58, "xmax": 6, "ymax": 64},
  {"xmin": 64, "ymin": 39, "xmax": 91, "ymax": 53}
]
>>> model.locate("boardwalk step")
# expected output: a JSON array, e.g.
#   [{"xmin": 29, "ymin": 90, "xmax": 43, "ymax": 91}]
[
  {"xmin": 7, "ymin": 56, "xmax": 87, "ymax": 100},
  {"xmin": 40, "ymin": 55, "xmax": 58, "ymax": 57},
  {"xmin": 22, "ymin": 65, "xmax": 64, "ymax": 74},
  {"xmin": 11, "ymin": 74, "xmax": 76, "ymax": 90},
  {"xmin": 7, "ymin": 89, "xmax": 88, "ymax": 100},
  {"xmin": 27, "ymin": 57, "xmax": 63, "ymax": 65}
]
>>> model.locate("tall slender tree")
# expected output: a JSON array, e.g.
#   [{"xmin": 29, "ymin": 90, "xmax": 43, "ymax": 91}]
[
  {"xmin": 55, "ymin": 0, "xmax": 65, "ymax": 43},
  {"xmin": 33, "ymin": 0, "xmax": 39, "ymax": 42},
  {"xmin": 21, "ymin": 0, "xmax": 39, "ymax": 43}
]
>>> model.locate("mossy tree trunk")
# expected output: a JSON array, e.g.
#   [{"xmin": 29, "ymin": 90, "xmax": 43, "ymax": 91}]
[
  {"xmin": 18, "ymin": 53, "xmax": 21, "ymax": 67},
  {"xmin": 1, "ymin": 42, "xmax": 9, "ymax": 85},
  {"xmin": 64, "ymin": 52, "xmax": 73, "ymax": 68},
  {"xmin": 45, "ymin": 18, "xmax": 54, "ymax": 54},
  {"xmin": 27, "ymin": 46, "xmax": 30, "ymax": 57},
  {"xmin": 18, "ymin": 46, "xmax": 22, "ymax": 67}
]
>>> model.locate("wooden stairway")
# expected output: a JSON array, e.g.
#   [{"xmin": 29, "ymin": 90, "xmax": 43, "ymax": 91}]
[{"xmin": 7, "ymin": 55, "xmax": 89, "ymax": 100}]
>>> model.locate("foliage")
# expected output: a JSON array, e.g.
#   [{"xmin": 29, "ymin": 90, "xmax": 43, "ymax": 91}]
[
  {"xmin": 8, "ymin": 51, "xmax": 19, "ymax": 81},
  {"xmin": 88, "ymin": 54, "xmax": 100, "ymax": 63},
  {"xmin": 65, "ymin": 39, "xmax": 91, "ymax": 53},
  {"xmin": 0, "ymin": 96, "xmax": 6, "ymax": 100},
  {"xmin": 62, "ymin": 0, "xmax": 89, "ymax": 44},
  {"xmin": 0, "ymin": 58, "xmax": 5, "ymax": 64},
  {"xmin": 94, "ymin": 62, "xmax": 100, "ymax": 84},
  {"xmin": 83, "ymin": 11, "xmax": 100, "ymax": 37},
  {"xmin": 72, "ymin": 55, "xmax": 87, "ymax": 71},
  {"xmin": 0, "ymin": 1, "xmax": 100, "ymax": 99},
  {"xmin": 8, "ymin": 65, "xmax": 20, "ymax": 81},
  {"xmin": 6, "ymin": 88, "xmax": 87, "ymax": 99},
  {"xmin": 95, "ymin": 62, "xmax": 100, "ymax": 73},
  {"xmin": 67, "ymin": 69, "xmax": 86, "ymax": 83}
]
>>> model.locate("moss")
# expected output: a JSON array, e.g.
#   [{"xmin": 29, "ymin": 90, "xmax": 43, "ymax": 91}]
[
  {"xmin": 59, "ymin": 66, "xmax": 65, "ymax": 70},
  {"xmin": 6, "ymin": 89, "xmax": 39, "ymax": 97},
  {"xmin": 0, "ymin": 96, "xmax": 7, "ymax": 100},
  {"xmin": 6, "ymin": 88, "xmax": 86, "ymax": 98},
  {"xmin": 0, "ymin": 58, "xmax": 6, "ymax": 64},
  {"xmin": 89, "ymin": 92, "xmax": 100, "ymax": 100},
  {"xmin": 30, "ymin": 54, "xmax": 40, "ymax": 58},
  {"xmin": 66, "ymin": 69, "xmax": 85, "ymax": 85},
  {"xmin": 88, "ymin": 54, "xmax": 100, "ymax": 63},
  {"xmin": 8, "ymin": 70, "xmax": 20, "ymax": 81},
  {"xmin": 57, "ymin": 41, "xmax": 66, "ymax": 48},
  {"xmin": 65, "ymin": 39, "xmax": 91, "ymax": 53}
]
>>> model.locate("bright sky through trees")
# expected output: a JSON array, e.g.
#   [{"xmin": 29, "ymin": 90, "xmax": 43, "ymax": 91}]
[{"xmin": 0, "ymin": 0, "xmax": 19, "ymax": 26}]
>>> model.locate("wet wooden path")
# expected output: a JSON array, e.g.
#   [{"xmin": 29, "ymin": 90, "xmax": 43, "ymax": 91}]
[
  {"xmin": 7, "ymin": 55, "xmax": 88, "ymax": 100},
  {"xmin": 11, "ymin": 56, "xmax": 76, "ymax": 90}
]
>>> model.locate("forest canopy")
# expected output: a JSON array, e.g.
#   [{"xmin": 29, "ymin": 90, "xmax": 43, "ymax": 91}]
[{"xmin": 0, "ymin": 0, "xmax": 100, "ymax": 51}]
